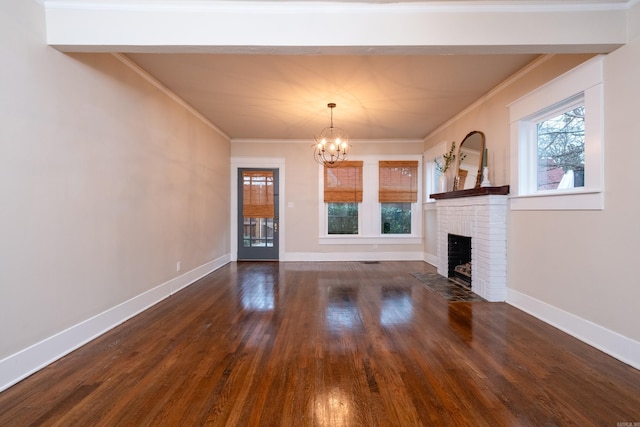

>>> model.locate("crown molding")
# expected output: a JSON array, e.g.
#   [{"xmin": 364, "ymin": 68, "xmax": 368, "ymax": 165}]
[
  {"xmin": 112, "ymin": 53, "xmax": 230, "ymax": 140},
  {"xmin": 232, "ymin": 138, "xmax": 424, "ymax": 144},
  {"xmin": 43, "ymin": 0, "xmax": 633, "ymax": 14}
]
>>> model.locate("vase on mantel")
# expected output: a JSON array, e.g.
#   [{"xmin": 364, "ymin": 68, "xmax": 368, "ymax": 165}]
[
  {"xmin": 438, "ymin": 174, "xmax": 448, "ymax": 193},
  {"xmin": 480, "ymin": 166, "xmax": 492, "ymax": 187}
]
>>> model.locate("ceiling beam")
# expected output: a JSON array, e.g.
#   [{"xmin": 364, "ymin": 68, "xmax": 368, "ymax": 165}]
[{"xmin": 44, "ymin": 1, "xmax": 628, "ymax": 54}]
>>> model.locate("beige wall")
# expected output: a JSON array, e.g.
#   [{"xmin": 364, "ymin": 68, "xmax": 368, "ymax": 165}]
[
  {"xmin": 0, "ymin": 2, "xmax": 230, "ymax": 360},
  {"xmin": 422, "ymin": 55, "xmax": 593, "ymax": 262},
  {"xmin": 510, "ymin": 41, "xmax": 640, "ymax": 342},
  {"xmin": 231, "ymin": 140, "xmax": 424, "ymax": 257},
  {"xmin": 508, "ymin": 37, "xmax": 640, "ymax": 343},
  {"xmin": 424, "ymin": 34, "xmax": 640, "ymax": 343},
  {"xmin": 630, "ymin": 0, "xmax": 640, "ymax": 40}
]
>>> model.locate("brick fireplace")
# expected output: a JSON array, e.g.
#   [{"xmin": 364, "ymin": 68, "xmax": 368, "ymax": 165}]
[{"xmin": 432, "ymin": 187, "xmax": 509, "ymax": 302}]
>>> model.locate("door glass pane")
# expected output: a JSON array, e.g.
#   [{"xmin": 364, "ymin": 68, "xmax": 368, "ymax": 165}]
[
  {"xmin": 243, "ymin": 217, "xmax": 274, "ymax": 247},
  {"xmin": 238, "ymin": 168, "xmax": 278, "ymax": 261},
  {"xmin": 243, "ymin": 171, "xmax": 274, "ymax": 218}
]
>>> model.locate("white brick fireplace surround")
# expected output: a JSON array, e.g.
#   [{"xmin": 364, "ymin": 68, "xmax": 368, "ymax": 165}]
[{"xmin": 434, "ymin": 188, "xmax": 509, "ymax": 302}]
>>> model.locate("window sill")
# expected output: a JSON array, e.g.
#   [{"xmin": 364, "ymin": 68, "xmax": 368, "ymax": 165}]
[
  {"xmin": 319, "ymin": 236, "xmax": 422, "ymax": 245},
  {"xmin": 510, "ymin": 189, "xmax": 604, "ymax": 211}
]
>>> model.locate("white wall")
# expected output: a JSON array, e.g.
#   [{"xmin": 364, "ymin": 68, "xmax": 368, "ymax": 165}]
[
  {"xmin": 424, "ymin": 9, "xmax": 640, "ymax": 368},
  {"xmin": 0, "ymin": 1, "xmax": 231, "ymax": 389}
]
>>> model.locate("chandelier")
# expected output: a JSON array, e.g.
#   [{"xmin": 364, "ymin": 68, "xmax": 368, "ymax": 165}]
[{"xmin": 313, "ymin": 103, "xmax": 350, "ymax": 167}]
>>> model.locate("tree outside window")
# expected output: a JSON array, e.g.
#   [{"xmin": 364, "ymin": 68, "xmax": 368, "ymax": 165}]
[
  {"xmin": 381, "ymin": 203, "xmax": 411, "ymax": 234},
  {"xmin": 537, "ymin": 105, "xmax": 585, "ymax": 190},
  {"xmin": 328, "ymin": 203, "xmax": 358, "ymax": 234}
]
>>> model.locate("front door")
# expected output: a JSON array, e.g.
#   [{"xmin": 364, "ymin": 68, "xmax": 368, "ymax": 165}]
[{"xmin": 237, "ymin": 168, "xmax": 279, "ymax": 260}]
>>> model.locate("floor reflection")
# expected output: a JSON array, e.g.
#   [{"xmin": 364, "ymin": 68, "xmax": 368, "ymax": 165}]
[
  {"xmin": 238, "ymin": 268, "xmax": 277, "ymax": 311},
  {"xmin": 448, "ymin": 303, "xmax": 474, "ymax": 342},
  {"xmin": 326, "ymin": 286, "xmax": 362, "ymax": 333},
  {"xmin": 314, "ymin": 387, "xmax": 352, "ymax": 427},
  {"xmin": 380, "ymin": 286, "xmax": 413, "ymax": 326}
]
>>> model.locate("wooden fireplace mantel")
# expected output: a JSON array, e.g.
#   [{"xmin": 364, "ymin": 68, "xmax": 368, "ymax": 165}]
[{"xmin": 430, "ymin": 185, "xmax": 510, "ymax": 200}]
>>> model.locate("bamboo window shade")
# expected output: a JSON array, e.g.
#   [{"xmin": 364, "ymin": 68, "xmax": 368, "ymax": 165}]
[
  {"xmin": 324, "ymin": 161, "xmax": 363, "ymax": 203},
  {"xmin": 379, "ymin": 161, "xmax": 419, "ymax": 203},
  {"xmin": 242, "ymin": 171, "xmax": 275, "ymax": 218}
]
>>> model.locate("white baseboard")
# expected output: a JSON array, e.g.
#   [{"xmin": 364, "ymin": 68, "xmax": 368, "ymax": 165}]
[
  {"xmin": 283, "ymin": 251, "xmax": 424, "ymax": 262},
  {"xmin": 507, "ymin": 288, "xmax": 640, "ymax": 370},
  {"xmin": 423, "ymin": 252, "xmax": 438, "ymax": 267},
  {"xmin": 0, "ymin": 254, "xmax": 231, "ymax": 393}
]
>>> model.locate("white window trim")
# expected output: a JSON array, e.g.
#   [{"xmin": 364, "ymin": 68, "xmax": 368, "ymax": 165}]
[
  {"xmin": 509, "ymin": 55, "xmax": 604, "ymax": 211},
  {"xmin": 517, "ymin": 94, "xmax": 585, "ymax": 195},
  {"xmin": 318, "ymin": 154, "xmax": 422, "ymax": 245},
  {"xmin": 423, "ymin": 142, "xmax": 447, "ymax": 203}
]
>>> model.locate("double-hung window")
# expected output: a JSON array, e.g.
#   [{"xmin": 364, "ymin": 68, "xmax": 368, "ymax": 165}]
[
  {"xmin": 324, "ymin": 161, "xmax": 363, "ymax": 235},
  {"xmin": 509, "ymin": 55, "xmax": 604, "ymax": 210},
  {"xmin": 319, "ymin": 155, "xmax": 422, "ymax": 244},
  {"xmin": 379, "ymin": 161, "xmax": 418, "ymax": 234}
]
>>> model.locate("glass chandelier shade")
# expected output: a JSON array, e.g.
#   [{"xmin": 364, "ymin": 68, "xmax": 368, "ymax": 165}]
[{"xmin": 313, "ymin": 103, "xmax": 350, "ymax": 167}]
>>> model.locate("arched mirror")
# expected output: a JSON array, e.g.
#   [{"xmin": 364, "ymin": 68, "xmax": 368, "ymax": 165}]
[{"xmin": 454, "ymin": 131, "xmax": 485, "ymax": 190}]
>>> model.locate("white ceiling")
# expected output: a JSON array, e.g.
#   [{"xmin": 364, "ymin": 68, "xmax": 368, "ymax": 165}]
[
  {"xmin": 46, "ymin": 0, "xmax": 634, "ymax": 141},
  {"xmin": 125, "ymin": 53, "xmax": 540, "ymax": 140}
]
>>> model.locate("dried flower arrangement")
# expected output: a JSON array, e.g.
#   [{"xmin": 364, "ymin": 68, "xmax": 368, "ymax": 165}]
[{"xmin": 434, "ymin": 142, "xmax": 463, "ymax": 173}]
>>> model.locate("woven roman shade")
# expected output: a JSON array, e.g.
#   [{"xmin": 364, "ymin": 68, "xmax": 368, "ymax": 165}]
[
  {"xmin": 242, "ymin": 171, "xmax": 275, "ymax": 218},
  {"xmin": 379, "ymin": 161, "xmax": 418, "ymax": 203},
  {"xmin": 324, "ymin": 161, "xmax": 363, "ymax": 203}
]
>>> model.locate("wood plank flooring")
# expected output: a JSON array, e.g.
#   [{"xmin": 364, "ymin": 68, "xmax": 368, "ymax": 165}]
[{"xmin": 1, "ymin": 261, "xmax": 639, "ymax": 426}]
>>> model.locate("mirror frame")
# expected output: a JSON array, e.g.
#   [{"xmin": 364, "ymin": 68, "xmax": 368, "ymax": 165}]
[{"xmin": 455, "ymin": 130, "xmax": 485, "ymax": 190}]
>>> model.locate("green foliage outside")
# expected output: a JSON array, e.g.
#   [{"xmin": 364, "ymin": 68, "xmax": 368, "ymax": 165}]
[
  {"xmin": 328, "ymin": 202, "xmax": 411, "ymax": 235},
  {"xmin": 328, "ymin": 203, "xmax": 358, "ymax": 234},
  {"xmin": 381, "ymin": 203, "xmax": 411, "ymax": 234}
]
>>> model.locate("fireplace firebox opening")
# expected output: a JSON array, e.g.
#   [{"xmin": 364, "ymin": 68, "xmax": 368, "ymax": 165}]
[{"xmin": 448, "ymin": 234, "xmax": 472, "ymax": 288}]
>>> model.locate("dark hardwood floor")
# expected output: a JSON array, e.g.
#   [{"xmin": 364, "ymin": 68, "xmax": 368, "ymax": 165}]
[{"xmin": 1, "ymin": 261, "xmax": 639, "ymax": 426}]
